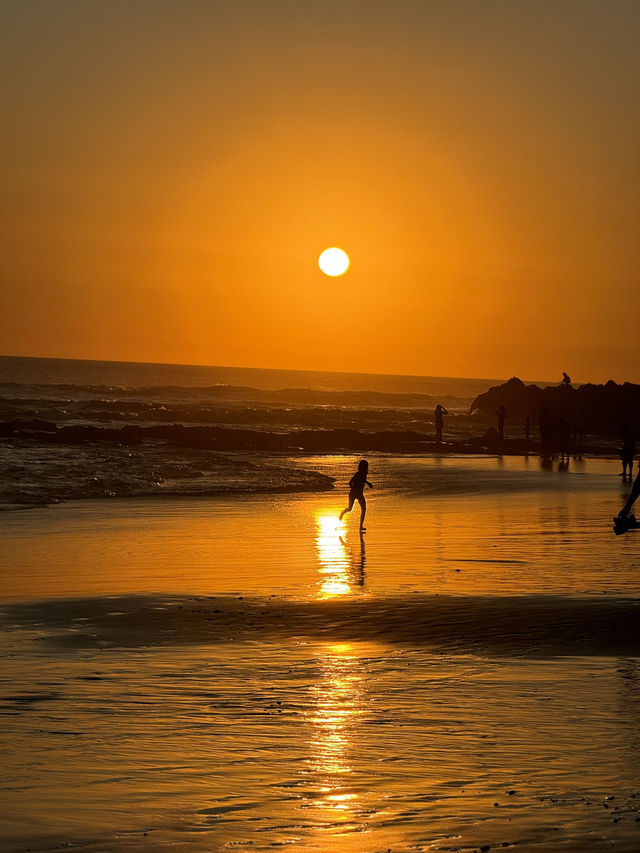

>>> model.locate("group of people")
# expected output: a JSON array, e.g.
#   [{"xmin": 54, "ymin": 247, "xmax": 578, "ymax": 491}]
[
  {"xmin": 433, "ymin": 401, "xmax": 577, "ymax": 460},
  {"xmin": 339, "ymin": 367, "xmax": 638, "ymax": 536}
]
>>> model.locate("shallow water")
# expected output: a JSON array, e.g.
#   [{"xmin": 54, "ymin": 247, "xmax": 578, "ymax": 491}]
[
  {"xmin": 1, "ymin": 456, "xmax": 638, "ymax": 600},
  {"xmin": 3, "ymin": 641, "xmax": 640, "ymax": 851},
  {"xmin": 2, "ymin": 456, "xmax": 640, "ymax": 851}
]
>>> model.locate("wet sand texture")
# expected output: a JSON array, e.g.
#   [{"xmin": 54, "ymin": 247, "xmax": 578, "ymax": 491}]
[{"xmin": 3, "ymin": 593, "xmax": 639, "ymax": 657}]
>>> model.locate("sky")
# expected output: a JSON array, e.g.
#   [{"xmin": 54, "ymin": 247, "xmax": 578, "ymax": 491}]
[{"xmin": 1, "ymin": 0, "xmax": 639, "ymax": 382}]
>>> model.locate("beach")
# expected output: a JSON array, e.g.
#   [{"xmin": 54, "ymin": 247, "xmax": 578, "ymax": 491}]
[
  {"xmin": 2, "ymin": 455, "xmax": 640, "ymax": 851},
  {"xmin": 4, "ymin": 0, "xmax": 639, "ymax": 846}
]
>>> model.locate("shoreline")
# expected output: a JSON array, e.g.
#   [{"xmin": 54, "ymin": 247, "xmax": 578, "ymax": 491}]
[{"xmin": 0, "ymin": 443, "xmax": 632, "ymax": 511}]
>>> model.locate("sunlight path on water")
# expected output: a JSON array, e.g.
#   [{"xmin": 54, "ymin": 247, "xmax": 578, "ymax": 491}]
[{"xmin": 2, "ymin": 642, "xmax": 640, "ymax": 851}]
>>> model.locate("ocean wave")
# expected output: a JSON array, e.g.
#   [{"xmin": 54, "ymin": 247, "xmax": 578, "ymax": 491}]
[
  {"xmin": 0, "ymin": 442, "xmax": 334, "ymax": 508},
  {"xmin": 0, "ymin": 381, "xmax": 472, "ymax": 410}
]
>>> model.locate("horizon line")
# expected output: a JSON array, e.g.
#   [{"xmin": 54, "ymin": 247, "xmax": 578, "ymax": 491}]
[{"xmin": 0, "ymin": 352, "xmax": 558, "ymax": 386}]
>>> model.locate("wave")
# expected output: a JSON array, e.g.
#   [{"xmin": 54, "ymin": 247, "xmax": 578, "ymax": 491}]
[
  {"xmin": 0, "ymin": 381, "xmax": 473, "ymax": 410},
  {"xmin": 0, "ymin": 441, "xmax": 335, "ymax": 508}
]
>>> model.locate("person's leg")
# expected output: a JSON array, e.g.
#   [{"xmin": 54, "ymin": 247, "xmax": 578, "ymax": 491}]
[
  {"xmin": 339, "ymin": 494, "xmax": 355, "ymax": 521},
  {"xmin": 357, "ymin": 495, "xmax": 366, "ymax": 529}
]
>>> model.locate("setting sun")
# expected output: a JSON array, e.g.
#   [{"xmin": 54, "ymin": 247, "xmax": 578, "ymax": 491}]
[{"xmin": 318, "ymin": 247, "xmax": 350, "ymax": 277}]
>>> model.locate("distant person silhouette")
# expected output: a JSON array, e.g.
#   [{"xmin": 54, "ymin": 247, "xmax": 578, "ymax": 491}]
[
  {"xmin": 496, "ymin": 405, "xmax": 507, "ymax": 442},
  {"xmin": 339, "ymin": 459, "xmax": 373, "ymax": 531},
  {"xmin": 620, "ymin": 423, "xmax": 636, "ymax": 479},
  {"xmin": 434, "ymin": 404, "xmax": 448, "ymax": 443},
  {"xmin": 614, "ymin": 466, "xmax": 640, "ymax": 534},
  {"xmin": 561, "ymin": 371, "xmax": 572, "ymax": 386},
  {"xmin": 573, "ymin": 416, "xmax": 585, "ymax": 459},
  {"xmin": 556, "ymin": 416, "xmax": 571, "ymax": 464},
  {"xmin": 539, "ymin": 405, "xmax": 555, "ymax": 460},
  {"xmin": 524, "ymin": 416, "xmax": 531, "ymax": 450}
]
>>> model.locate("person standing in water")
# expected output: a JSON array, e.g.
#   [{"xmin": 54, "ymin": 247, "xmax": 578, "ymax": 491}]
[
  {"xmin": 339, "ymin": 459, "xmax": 373, "ymax": 531},
  {"xmin": 434, "ymin": 403, "xmax": 448, "ymax": 444},
  {"xmin": 496, "ymin": 405, "xmax": 507, "ymax": 443}
]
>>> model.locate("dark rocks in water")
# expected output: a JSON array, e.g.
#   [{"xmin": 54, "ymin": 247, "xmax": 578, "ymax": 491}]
[
  {"xmin": 482, "ymin": 426, "xmax": 500, "ymax": 442},
  {"xmin": 470, "ymin": 376, "xmax": 640, "ymax": 438},
  {"xmin": 1, "ymin": 419, "xmax": 436, "ymax": 453}
]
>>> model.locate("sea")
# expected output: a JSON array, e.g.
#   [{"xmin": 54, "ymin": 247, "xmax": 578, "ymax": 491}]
[{"xmin": 0, "ymin": 354, "xmax": 501, "ymax": 508}]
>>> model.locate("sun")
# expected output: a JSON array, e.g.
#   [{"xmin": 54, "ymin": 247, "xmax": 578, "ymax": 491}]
[{"xmin": 319, "ymin": 247, "xmax": 350, "ymax": 277}]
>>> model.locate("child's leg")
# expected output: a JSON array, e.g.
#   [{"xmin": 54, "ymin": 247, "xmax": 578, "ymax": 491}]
[
  {"xmin": 357, "ymin": 495, "xmax": 366, "ymax": 529},
  {"xmin": 339, "ymin": 494, "xmax": 355, "ymax": 521}
]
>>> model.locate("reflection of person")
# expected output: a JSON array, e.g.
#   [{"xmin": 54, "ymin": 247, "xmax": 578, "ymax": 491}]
[
  {"xmin": 339, "ymin": 459, "xmax": 373, "ymax": 531},
  {"xmin": 340, "ymin": 531, "xmax": 366, "ymax": 586},
  {"xmin": 620, "ymin": 424, "xmax": 636, "ymax": 479},
  {"xmin": 434, "ymin": 404, "xmax": 448, "ymax": 443}
]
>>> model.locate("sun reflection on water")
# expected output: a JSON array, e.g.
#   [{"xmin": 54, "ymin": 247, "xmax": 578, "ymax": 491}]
[
  {"xmin": 308, "ymin": 642, "xmax": 364, "ymax": 826},
  {"xmin": 314, "ymin": 512, "xmax": 365, "ymax": 599}
]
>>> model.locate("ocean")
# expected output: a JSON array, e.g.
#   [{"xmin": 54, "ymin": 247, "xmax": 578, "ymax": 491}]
[{"xmin": 0, "ymin": 355, "xmax": 502, "ymax": 509}]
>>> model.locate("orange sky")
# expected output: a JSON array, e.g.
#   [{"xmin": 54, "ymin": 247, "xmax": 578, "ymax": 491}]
[{"xmin": 1, "ymin": 0, "xmax": 639, "ymax": 382}]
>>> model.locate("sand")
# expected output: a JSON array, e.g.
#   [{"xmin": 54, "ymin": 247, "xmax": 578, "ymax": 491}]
[
  {"xmin": 2, "ymin": 456, "xmax": 640, "ymax": 852},
  {"xmin": 4, "ymin": 592, "xmax": 640, "ymax": 657}
]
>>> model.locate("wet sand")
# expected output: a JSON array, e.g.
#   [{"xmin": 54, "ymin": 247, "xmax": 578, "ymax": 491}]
[
  {"xmin": 2, "ymin": 456, "xmax": 640, "ymax": 852},
  {"xmin": 4, "ymin": 592, "xmax": 640, "ymax": 658}
]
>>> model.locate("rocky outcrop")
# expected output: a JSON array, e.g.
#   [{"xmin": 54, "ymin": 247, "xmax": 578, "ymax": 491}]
[{"xmin": 470, "ymin": 377, "xmax": 640, "ymax": 437}]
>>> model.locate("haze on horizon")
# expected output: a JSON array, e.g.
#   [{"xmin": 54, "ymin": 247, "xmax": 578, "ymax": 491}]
[{"xmin": 1, "ymin": 0, "xmax": 639, "ymax": 383}]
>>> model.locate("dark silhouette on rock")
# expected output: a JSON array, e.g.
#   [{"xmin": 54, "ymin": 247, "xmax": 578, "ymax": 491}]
[{"xmin": 470, "ymin": 377, "xmax": 640, "ymax": 442}]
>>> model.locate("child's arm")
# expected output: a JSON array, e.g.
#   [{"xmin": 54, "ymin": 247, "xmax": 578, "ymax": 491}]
[{"xmin": 366, "ymin": 480, "xmax": 373, "ymax": 488}]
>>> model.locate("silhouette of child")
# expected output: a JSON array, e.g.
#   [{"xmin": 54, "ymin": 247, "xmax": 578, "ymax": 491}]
[{"xmin": 339, "ymin": 459, "xmax": 373, "ymax": 530}]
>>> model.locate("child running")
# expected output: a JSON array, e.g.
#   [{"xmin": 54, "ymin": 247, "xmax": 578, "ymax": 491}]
[{"xmin": 339, "ymin": 459, "xmax": 373, "ymax": 531}]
